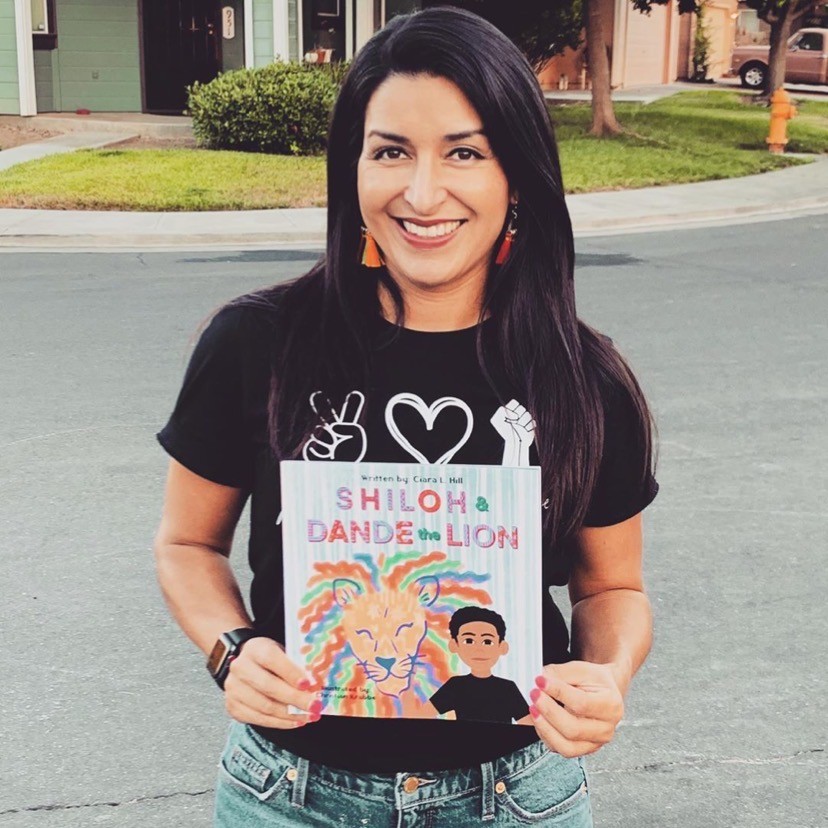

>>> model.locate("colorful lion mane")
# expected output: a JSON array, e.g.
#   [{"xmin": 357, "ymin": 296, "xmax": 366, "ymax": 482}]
[{"xmin": 299, "ymin": 549, "xmax": 492, "ymax": 717}]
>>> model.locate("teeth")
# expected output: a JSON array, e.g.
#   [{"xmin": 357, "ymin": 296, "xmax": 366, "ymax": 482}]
[{"xmin": 401, "ymin": 220, "xmax": 462, "ymax": 238}]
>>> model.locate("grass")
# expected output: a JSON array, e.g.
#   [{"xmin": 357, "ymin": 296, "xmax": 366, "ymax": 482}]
[
  {"xmin": 0, "ymin": 91, "xmax": 826, "ymax": 210},
  {"xmin": 554, "ymin": 91, "xmax": 828, "ymax": 193},
  {"xmin": 0, "ymin": 148, "xmax": 327, "ymax": 210}
]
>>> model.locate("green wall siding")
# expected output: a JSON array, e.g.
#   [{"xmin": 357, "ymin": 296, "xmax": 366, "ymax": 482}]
[
  {"xmin": 0, "ymin": 0, "xmax": 20, "ymax": 115},
  {"xmin": 253, "ymin": 0, "xmax": 273, "ymax": 67},
  {"xmin": 34, "ymin": 49, "xmax": 53, "ymax": 111},
  {"xmin": 51, "ymin": 0, "xmax": 141, "ymax": 112}
]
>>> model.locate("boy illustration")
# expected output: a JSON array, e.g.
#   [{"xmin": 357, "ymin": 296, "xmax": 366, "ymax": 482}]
[{"xmin": 427, "ymin": 606, "xmax": 531, "ymax": 725}]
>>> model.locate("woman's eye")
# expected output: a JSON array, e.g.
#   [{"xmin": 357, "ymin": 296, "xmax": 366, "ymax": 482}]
[
  {"xmin": 371, "ymin": 147, "xmax": 406, "ymax": 160},
  {"xmin": 451, "ymin": 148, "xmax": 483, "ymax": 161}
]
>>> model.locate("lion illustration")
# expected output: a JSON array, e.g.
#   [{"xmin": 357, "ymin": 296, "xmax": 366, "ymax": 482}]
[{"xmin": 299, "ymin": 550, "xmax": 492, "ymax": 717}]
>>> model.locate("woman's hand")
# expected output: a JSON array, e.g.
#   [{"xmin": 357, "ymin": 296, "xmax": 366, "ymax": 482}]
[
  {"xmin": 529, "ymin": 661, "xmax": 626, "ymax": 758},
  {"xmin": 224, "ymin": 637, "xmax": 322, "ymax": 729}
]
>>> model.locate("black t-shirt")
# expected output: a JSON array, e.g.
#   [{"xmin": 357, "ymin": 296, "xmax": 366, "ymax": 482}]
[
  {"xmin": 157, "ymin": 299, "xmax": 658, "ymax": 772},
  {"xmin": 430, "ymin": 674, "xmax": 530, "ymax": 724}
]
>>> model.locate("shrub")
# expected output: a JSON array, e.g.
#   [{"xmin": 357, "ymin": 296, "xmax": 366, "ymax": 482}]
[{"xmin": 187, "ymin": 61, "xmax": 341, "ymax": 155}]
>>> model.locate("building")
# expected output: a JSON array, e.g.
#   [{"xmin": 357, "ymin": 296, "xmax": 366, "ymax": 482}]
[
  {"xmin": 535, "ymin": 0, "xmax": 744, "ymax": 90},
  {"xmin": 1, "ymin": 0, "xmax": 427, "ymax": 116},
  {"xmin": 537, "ymin": 0, "xmax": 683, "ymax": 91}
]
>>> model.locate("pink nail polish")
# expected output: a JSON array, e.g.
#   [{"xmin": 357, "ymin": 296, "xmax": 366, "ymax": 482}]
[
  {"xmin": 297, "ymin": 679, "xmax": 311, "ymax": 691},
  {"xmin": 310, "ymin": 711, "xmax": 322, "ymax": 723},
  {"xmin": 529, "ymin": 705, "xmax": 540, "ymax": 718},
  {"xmin": 310, "ymin": 699, "xmax": 323, "ymax": 715},
  {"xmin": 535, "ymin": 675, "xmax": 547, "ymax": 690},
  {"xmin": 529, "ymin": 687, "xmax": 541, "ymax": 703}
]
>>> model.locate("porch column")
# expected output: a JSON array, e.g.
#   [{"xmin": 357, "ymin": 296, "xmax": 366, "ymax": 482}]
[
  {"xmin": 244, "ymin": 0, "xmax": 255, "ymax": 66},
  {"xmin": 273, "ymin": 0, "xmax": 290, "ymax": 59},
  {"xmin": 355, "ymin": 0, "xmax": 375, "ymax": 53},
  {"xmin": 13, "ymin": 0, "xmax": 36, "ymax": 115},
  {"xmin": 345, "ymin": 0, "xmax": 354, "ymax": 59}
]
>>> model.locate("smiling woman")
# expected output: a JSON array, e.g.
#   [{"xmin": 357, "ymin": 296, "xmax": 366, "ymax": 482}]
[
  {"xmin": 153, "ymin": 6, "xmax": 659, "ymax": 828},
  {"xmin": 357, "ymin": 74, "xmax": 513, "ymax": 318}
]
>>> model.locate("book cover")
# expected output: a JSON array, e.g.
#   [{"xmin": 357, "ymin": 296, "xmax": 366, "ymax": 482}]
[{"xmin": 281, "ymin": 461, "xmax": 542, "ymax": 724}]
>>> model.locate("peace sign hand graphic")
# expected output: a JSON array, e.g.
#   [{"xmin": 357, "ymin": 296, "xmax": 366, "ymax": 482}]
[{"xmin": 302, "ymin": 391, "xmax": 368, "ymax": 462}]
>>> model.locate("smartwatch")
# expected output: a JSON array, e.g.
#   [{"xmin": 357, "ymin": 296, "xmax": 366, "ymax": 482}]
[{"xmin": 206, "ymin": 627, "xmax": 259, "ymax": 689}]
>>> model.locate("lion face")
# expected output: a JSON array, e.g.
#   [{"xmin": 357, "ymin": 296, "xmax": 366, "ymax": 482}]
[{"xmin": 334, "ymin": 575, "xmax": 439, "ymax": 698}]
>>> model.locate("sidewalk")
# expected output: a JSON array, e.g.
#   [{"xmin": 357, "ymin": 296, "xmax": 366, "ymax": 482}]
[{"xmin": 1, "ymin": 122, "xmax": 828, "ymax": 247}]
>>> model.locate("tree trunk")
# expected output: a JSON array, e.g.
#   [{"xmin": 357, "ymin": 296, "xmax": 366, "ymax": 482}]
[
  {"xmin": 764, "ymin": 5, "xmax": 792, "ymax": 99},
  {"xmin": 585, "ymin": 0, "xmax": 621, "ymax": 136}
]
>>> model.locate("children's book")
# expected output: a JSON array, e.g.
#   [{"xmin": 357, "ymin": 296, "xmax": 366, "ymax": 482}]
[{"xmin": 280, "ymin": 461, "xmax": 542, "ymax": 725}]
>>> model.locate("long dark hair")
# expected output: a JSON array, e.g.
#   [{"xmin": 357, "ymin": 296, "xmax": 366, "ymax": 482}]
[{"xmin": 234, "ymin": 6, "xmax": 656, "ymax": 548}]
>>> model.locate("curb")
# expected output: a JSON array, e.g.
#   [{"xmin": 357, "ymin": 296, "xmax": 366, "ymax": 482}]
[{"xmin": 2, "ymin": 198, "xmax": 827, "ymax": 250}]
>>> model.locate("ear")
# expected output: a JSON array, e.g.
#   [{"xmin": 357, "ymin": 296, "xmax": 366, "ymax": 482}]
[
  {"xmin": 333, "ymin": 578, "xmax": 363, "ymax": 607},
  {"xmin": 499, "ymin": 640, "xmax": 510, "ymax": 656},
  {"xmin": 413, "ymin": 575, "xmax": 439, "ymax": 607},
  {"xmin": 448, "ymin": 638, "xmax": 458, "ymax": 654}
]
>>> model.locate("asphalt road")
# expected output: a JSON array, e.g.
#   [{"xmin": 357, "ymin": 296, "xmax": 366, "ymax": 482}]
[{"xmin": 2, "ymin": 216, "xmax": 826, "ymax": 827}]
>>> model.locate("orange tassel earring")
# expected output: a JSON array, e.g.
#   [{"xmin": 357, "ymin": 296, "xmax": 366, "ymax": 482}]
[
  {"xmin": 495, "ymin": 202, "xmax": 518, "ymax": 265},
  {"xmin": 359, "ymin": 226, "xmax": 384, "ymax": 267}
]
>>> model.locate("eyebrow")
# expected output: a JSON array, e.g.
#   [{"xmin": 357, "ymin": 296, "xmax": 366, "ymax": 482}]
[{"xmin": 367, "ymin": 129, "xmax": 486, "ymax": 144}]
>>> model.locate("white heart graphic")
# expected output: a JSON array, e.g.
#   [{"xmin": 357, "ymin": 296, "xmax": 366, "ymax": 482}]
[{"xmin": 384, "ymin": 393, "xmax": 474, "ymax": 464}]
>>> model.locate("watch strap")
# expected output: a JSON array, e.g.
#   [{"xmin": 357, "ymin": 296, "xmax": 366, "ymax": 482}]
[{"xmin": 207, "ymin": 627, "xmax": 259, "ymax": 689}]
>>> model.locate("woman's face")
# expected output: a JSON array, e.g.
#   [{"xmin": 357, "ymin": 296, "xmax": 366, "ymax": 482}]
[{"xmin": 357, "ymin": 73, "xmax": 513, "ymax": 296}]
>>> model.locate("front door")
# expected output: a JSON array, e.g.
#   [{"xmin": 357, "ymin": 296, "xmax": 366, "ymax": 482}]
[{"xmin": 142, "ymin": 0, "xmax": 223, "ymax": 114}]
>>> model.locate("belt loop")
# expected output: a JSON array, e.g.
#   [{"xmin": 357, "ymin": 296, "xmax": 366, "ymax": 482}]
[
  {"xmin": 290, "ymin": 756, "xmax": 310, "ymax": 808},
  {"xmin": 480, "ymin": 760, "xmax": 495, "ymax": 821}
]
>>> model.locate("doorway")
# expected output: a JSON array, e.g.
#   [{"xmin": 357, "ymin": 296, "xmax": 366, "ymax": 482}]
[{"xmin": 141, "ymin": 0, "xmax": 223, "ymax": 114}]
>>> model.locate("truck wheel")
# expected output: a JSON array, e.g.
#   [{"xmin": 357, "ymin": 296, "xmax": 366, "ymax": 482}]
[{"xmin": 740, "ymin": 63, "xmax": 766, "ymax": 89}]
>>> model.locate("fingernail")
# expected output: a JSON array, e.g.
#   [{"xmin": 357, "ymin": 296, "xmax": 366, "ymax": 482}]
[
  {"xmin": 529, "ymin": 705, "xmax": 540, "ymax": 719},
  {"xmin": 529, "ymin": 687, "xmax": 541, "ymax": 703},
  {"xmin": 297, "ymin": 679, "xmax": 311, "ymax": 691},
  {"xmin": 310, "ymin": 699, "xmax": 323, "ymax": 715},
  {"xmin": 535, "ymin": 675, "xmax": 547, "ymax": 689},
  {"xmin": 310, "ymin": 711, "xmax": 322, "ymax": 723}
]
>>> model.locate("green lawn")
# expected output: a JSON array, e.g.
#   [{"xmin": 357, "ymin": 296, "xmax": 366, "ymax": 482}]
[
  {"xmin": 0, "ymin": 91, "xmax": 826, "ymax": 210},
  {"xmin": 555, "ymin": 91, "xmax": 828, "ymax": 193}
]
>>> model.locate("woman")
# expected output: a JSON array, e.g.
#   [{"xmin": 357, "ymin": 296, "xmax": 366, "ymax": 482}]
[{"xmin": 154, "ymin": 7, "xmax": 658, "ymax": 826}]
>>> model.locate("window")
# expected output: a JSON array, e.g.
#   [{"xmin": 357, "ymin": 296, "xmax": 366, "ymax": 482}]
[
  {"xmin": 794, "ymin": 32, "xmax": 824, "ymax": 52},
  {"xmin": 31, "ymin": 0, "xmax": 48, "ymax": 32},
  {"xmin": 31, "ymin": 0, "xmax": 57, "ymax": 49}
]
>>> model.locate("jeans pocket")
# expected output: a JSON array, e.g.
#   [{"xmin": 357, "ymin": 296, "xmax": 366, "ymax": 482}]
[
  {"xmin": 217, "ymin": 724, "xmax": 292, "ymax": 802},
  {"xmin": 496, "ymin": 751, "xmax": 589, "ymax": 824}
]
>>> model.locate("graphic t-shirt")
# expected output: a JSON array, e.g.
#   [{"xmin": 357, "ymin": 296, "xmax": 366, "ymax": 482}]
[
  {"xmin": 430, "ymin": 674, "xmax": 530, "ymax": 724},
  {"xmin": 157, "ymin": 299, "xmax": 658, "ymax": 772}
]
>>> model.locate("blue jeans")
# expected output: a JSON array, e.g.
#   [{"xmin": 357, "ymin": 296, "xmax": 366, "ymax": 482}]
[{"xmin": 214, "ymin": 721, "xmax": 593, "ymax": 826}]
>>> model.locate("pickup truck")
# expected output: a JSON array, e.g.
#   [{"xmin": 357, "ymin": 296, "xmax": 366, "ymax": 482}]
[{"xmin": 730, "ymin": 28, "xmax": 828, "ymax": 89}]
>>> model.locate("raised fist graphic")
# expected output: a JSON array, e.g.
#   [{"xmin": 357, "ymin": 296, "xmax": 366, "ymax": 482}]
[{"xmin": 490, "ymin": 399, "xmax": 535, "ymax": 467}]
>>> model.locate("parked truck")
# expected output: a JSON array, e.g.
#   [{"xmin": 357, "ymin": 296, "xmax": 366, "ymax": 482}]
[{"xmin": 730, "ymin": 28, "xmax": 828, "ymax": 89}]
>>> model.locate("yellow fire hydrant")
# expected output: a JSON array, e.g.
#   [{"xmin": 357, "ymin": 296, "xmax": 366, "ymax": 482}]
[{"xmin": 767, "ymin": 88, "xmax": 797, "ymax": 154}]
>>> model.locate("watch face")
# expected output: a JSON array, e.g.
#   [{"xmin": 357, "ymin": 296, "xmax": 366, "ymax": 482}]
[{"xmin": 207, "ymin": 636, "xmax": 230, "ymax": 676}]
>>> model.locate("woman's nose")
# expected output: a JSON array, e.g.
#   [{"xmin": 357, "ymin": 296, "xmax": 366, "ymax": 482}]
[{"xmin": 404, "ymin": 158, "xmax": 447, "ymax": 215}]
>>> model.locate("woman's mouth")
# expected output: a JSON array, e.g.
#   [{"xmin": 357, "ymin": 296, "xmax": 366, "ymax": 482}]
[{"xmin": 394, "ymin": 218, "xmax": 466, "ymax": 248}]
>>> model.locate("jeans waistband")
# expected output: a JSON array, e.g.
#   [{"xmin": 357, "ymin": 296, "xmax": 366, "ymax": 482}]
[{"xmin": 244, "ymin": 723, "xmax": 553, "ymax": 812}]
